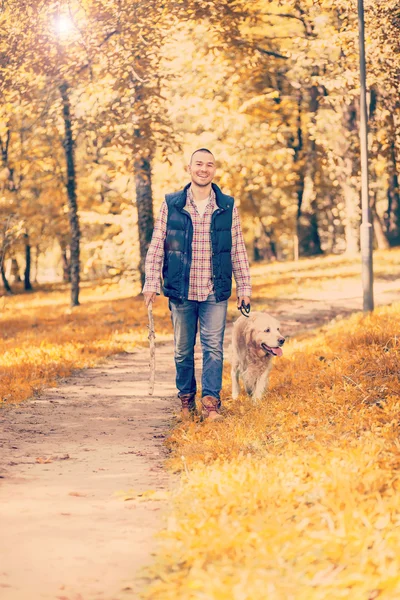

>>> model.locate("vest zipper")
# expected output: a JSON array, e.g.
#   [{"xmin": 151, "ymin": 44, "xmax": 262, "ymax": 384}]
[
  {"xmin": 211, "ymin": 208, "xmax": 224, "ymax": 301},
  {"xmin": 181, "ymin": 208, "xmax": 192, "ymax": 299}
]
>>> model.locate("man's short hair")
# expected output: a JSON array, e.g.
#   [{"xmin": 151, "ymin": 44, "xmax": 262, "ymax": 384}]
[{"xmin": 190, "ymin": 148, "xmax": 215, "ymax": 163}]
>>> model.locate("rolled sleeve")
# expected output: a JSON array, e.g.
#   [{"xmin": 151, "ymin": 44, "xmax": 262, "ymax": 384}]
[
  {"xmin": 231, "ymin": 206, "xmax": 251, "ymax": 297},
  {"xmin": 142, "ymin": 201, "xmax": 167, "ymax": 294}
]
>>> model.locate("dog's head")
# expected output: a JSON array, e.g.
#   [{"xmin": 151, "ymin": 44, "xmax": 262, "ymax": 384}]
[{"xmin": 245, "ymin": 312, "xmax": 285, "ymax": 358}]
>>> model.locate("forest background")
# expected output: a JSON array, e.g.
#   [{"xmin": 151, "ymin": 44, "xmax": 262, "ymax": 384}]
[{"xmin": 0, "ymin": 0, "xmax": 399, "ymax": 305}]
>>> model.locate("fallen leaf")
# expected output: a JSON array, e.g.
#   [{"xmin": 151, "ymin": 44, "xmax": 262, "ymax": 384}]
[
  {"xmin": 375, "ymin": 514, "xmax": 390, "ymax": 530},
  {"xmin": 50, "ymin": 454, "xmax": 70, "ymax": 461}
]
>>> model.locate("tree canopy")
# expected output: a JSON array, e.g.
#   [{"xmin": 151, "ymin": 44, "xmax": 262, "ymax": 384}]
[{"xmin": 1, "ymin": 0, "xmax": 399, "ymax": 299}]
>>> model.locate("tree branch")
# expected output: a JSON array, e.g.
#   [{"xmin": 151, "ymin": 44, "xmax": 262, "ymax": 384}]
[
  {"xmin": 255, "ymin": 46, "xmax": 289, "ymax": 59},
  {"xmin": 257, "ymin": 12, "xmax": 306, "ymax": 22},
  {"xmin": 235, "ymin": 38, "xmax": 288, "ymax": 59},
  {"xmin": 77, "ymin": 29, "xmax": 119, "ymax": 75},
  {"xmin": 256, "ymin": 10, "xmax": 315, "ymax": 35}
]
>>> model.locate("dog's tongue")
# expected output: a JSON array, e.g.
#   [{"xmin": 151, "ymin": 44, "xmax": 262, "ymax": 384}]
[{"xmin": 273, "ymin": 347, "xmax": 283, "ymax": 357}]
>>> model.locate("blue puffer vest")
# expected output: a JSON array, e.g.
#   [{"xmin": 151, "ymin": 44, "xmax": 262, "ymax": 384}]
[{"xmin": 162, "ymin": 183, "xmax": 234, "ymax": 302}]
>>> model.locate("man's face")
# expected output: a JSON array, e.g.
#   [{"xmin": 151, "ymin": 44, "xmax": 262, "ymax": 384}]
[{"xmin": 188, "ymin": 151, "xmax": 216, "ymax": 187}]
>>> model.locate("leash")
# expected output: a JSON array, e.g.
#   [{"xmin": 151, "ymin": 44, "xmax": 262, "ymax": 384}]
[
  {"xmin": 239, "ymin": 300, "xmax": 251, "ymax": 318},
  {"xmin": 147, "ymin": 302, "xmax": 156, "ymax": 395}
]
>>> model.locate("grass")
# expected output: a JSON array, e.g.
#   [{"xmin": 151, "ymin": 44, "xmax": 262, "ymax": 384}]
[
  {"xmin": 1, "ymin": 246, "xmax": 399, "ymax": 405},
  {"xmin": 143, "ymin": 304, "xmax": 400, "ymax": 599},
  {"xmin": 0, "ymin": 279, "xmax": 172, "ymax": 404},
  {"xmin": 2, "ymin": 247, "xmax": 400, "ymax": 596}
]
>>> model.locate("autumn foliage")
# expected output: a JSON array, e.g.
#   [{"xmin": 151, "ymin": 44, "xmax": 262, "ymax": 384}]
[
  {"xmin": 143, "ymin": 303, "xmax": 400, "ymax": 599},
  {"xmin": 1, "ymin": 0, "xmax": 400, "ymax": 299}
]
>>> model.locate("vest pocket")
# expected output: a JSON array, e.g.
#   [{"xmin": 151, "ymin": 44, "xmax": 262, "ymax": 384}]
[
  {"xmin": 165, "ymin": 229, "xmax": 185, "ymax": 251},
  {"xmin": 164, "ymin": 251, "xmax": 183, "ymax": 291}
]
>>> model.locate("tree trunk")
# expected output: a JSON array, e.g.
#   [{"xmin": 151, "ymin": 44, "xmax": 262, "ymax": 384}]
[
  {"xmin": 24, "ymin": 233, "xmax": 32, "ymax": 291},
  {"xmin": 309, "ymin": 211, "xmax": 323, "ymax": 254},
  {"xmin": 247, "ymin": 195, "xmax": 277, "ymax": 261},
  {"xmin": 262, "ymin": 223, "xmax": 277, "ymax": 261},
  {"xmin": 10, "ymin": 258, "xmax": 21, "ymax": 282},
  {"xmin": 291, "ymin": 90, "xmax": 306, "ymax": 257},
  {"xmin": 342, "ymin": 171, "xmax": 360, "ymax": 255},
  {"xmin": 372, "ymin": 203, "xmax": 390, "ymax": 250},
  {"xmin": 33, "ymin": 245, "xmax": 39, "ymax": 284},
  {"xmin": 256, "ymin": 219, "xmax": 277, "ymax": 261},
  {"xmin": 326, "ymin": 202, "xmax": 337, "ymax": 254},
  {"xmin": 62, "ymin": 250, "xmax": 71, "ymax": 282},
  {"xmin": 59, "ymin": 239, "xmax": 71, "ymax": 283},
  {"xmin": 1, "ymin": 260, "xmax": 12, "ymax": 294},
  {"xmin": 296, "ymin": 172, "xmax": 305, "ymax": 236},
  {"xmin": 253, "ymin": 237, "xmax": 262, "ymax": 262},
  {"xmin": 370, "ymin": 165, "xmax": 389, "ymax": 250},
  {"xmin": 134, "ymin": 155, "xmax": 154, "ymax": 288},
  {"xmin": 60, "ymin": 82, "xmax": 80, "ymax": 307},
  {"xmin": 131, "ymin": 70, "xmax": 156, "ymax": 289},
  {"xmin": 340, "ymin": 102, "xmax": 360, "ymax": 255},
  {"xmin": 385, "ymin": 134, "xmax": 400, "ymax": 245},
  {"xmin": 298, "ymin": 85, "xmax": 323, "ymax": 256}
]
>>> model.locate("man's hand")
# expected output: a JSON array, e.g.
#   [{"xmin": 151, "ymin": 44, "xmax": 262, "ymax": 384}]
[
  {"xmin": 144, "ymin": 292, "xmax": 157, "ymax": 307},
  {"xmin": 237, "ymin": 295, "xmax": 251, "ymax": 310}
]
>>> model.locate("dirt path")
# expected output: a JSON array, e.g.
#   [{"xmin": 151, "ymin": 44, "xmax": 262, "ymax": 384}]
[
  {"xmin": 1, "ymin": 279, "xmax": 399, "ymax": 600},
  {"xmin": 0, "ymin": 344, "xmax": 177, "ymax": 600},
  {"xmin": 260, "ymin": 278, "xmax": 400, "ymax": 336}
]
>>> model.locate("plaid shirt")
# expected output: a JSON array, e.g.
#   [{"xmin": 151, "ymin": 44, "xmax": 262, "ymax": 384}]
[{"xmin": 143, "ymin": 186, "xmax": 251, "ymax": 301}]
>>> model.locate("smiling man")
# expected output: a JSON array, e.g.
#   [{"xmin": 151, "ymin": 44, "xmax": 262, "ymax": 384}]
[{"xmin": 143, "ymin": 149, "xmax": 251, "ymax": 421}]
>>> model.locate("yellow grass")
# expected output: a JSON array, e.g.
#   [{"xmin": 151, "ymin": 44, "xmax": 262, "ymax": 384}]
[
  {"xmin": 1, "ymin": 246, "xmax": 399, "ymax": 406},
  {"xmin": 143, "ymin": 304, "xmax": 400, "ymax": 599},
  {"xmin": 0, "ymin": 280, "xmax": 172, "ymax": 404},
  {"xmin": 247, "ymin": 249, "xmax": 400, "ymax": 321}
]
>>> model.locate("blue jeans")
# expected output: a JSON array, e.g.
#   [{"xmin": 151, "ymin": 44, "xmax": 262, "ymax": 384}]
[{"xmin": 169, "ymin": 293, "xmax": 228, "ymax": 403}]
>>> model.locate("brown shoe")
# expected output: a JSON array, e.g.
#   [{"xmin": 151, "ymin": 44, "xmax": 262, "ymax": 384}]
[
  {"xmin": 201, "ymin": 395, "xmax": 222, "ymax": 421},
  {"xmin": 179, "ymin": 393, "xmax": 196, "ymax": 420}
]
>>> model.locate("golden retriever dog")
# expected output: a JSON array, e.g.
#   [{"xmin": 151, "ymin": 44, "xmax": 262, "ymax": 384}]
[{"xmin": 231, "ymin": 312, "xmax": 285, "ymax": 403}]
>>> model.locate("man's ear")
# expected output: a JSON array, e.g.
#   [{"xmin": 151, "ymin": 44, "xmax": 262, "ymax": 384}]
[{"xmin": 186, "ymin": 164, "xmax": 191, "ymax": 174}]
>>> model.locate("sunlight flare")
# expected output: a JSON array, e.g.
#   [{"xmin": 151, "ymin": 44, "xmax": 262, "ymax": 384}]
[{"xmin": 54, "ymin": 14, "xmax": 74, "ymax": 37}]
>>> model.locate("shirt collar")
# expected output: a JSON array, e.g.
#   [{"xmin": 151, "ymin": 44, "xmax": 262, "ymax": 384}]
[{"xmin": 187, "ymin": 185, "xmax": 216, "ymax": 208}]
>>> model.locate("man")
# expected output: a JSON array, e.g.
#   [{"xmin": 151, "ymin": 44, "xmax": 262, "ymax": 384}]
[{"xmin": 143, "ymin": 148, "xmax": 251, "ymax": 421}]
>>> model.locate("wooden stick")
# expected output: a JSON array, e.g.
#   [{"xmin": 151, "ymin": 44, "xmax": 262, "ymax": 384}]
[{"xmin": 147, "ymin": 303, "xmax": 155, "ymax": 395}]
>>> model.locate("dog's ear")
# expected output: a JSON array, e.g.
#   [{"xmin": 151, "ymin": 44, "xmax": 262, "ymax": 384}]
[{"xmin": 244, "ymin": 322, "xmax": 256, "ymax": 346}]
